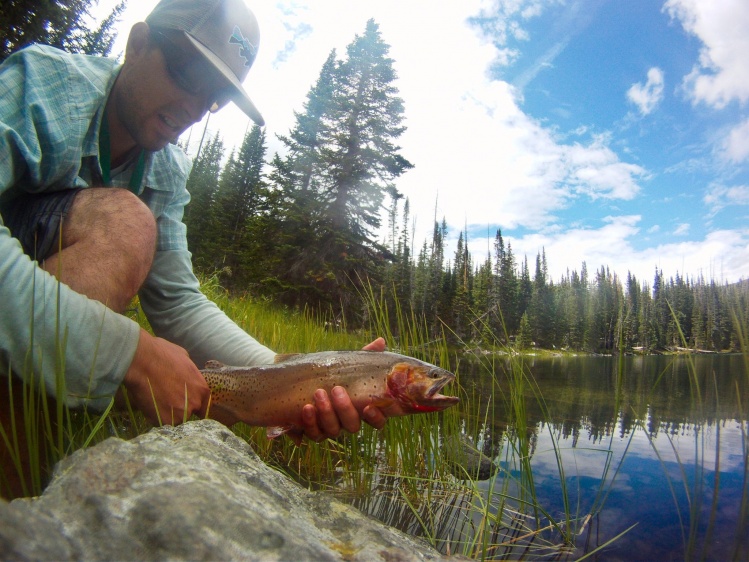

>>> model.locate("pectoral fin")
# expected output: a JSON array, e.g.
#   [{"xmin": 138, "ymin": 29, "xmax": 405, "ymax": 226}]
[{"xmin": 266, "ymin": 425, "xmax": 294, "ymax": 439}]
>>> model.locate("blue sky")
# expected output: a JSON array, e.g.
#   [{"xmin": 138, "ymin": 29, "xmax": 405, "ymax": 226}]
[{"xmin": 101, "ymin": 0, "xmax": 749, "ymax": 284}]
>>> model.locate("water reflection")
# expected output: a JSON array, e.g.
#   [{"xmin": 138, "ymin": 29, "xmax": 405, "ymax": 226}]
[{"xmin": 460, "ymin": 353, "xmax": 749, "ymax": 560}]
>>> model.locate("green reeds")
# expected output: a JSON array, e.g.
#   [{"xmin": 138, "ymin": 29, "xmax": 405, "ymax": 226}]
[
  {"xmin": 4, "ymin": 267, "xmax": 646, "ymax": 560},
  {"xmin": 638, "ymin": 302, "xmax": 749, "ymax": 561},
  {"xmin": 1, "ymin": 242, "xmax": 124, "ymax": 498}
]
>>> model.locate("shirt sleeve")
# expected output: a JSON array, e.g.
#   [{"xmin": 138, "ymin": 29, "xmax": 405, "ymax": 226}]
[
  {"xmin": 0, "ymin": 47, "xmax": 141, "ymax": 410},
  {"xmin": 136, "ymin": 153, "xmax": 276, "ymax": 368},
  {"xmin": 0, "ymin": 223, "xmax": 142, "ymax": 410},
  {"xmin": 138, "ymin": 249, "xmax": 276, "ymax": 368}
]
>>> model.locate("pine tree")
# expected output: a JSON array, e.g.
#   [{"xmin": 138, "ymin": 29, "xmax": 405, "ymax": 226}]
[
  {"xmin": 499, "ymin": 241, "xmax": 519, "ymax": 335},
  {"xmin": 518, "ymin": 256, "xmax": 533, "ymax": 326},
  {"xmin": 1, "ymin": 0, "xmax": 126, "ymax": 61},
  {"xmin": 529, "ymin": 249, "xmax": 554, "ymax": 348},
  {"xmin": 275, "ymin": 50, "xmax": 338, "ymax": 196},
  {"xmin": 622, "ymin": 272, "xmax": 641, "ymax": 351},
  {"xmin": 451, "ymin": 230, "xmax": 472, "ymax": 340},
  {"xmin": 473, "ymin": 250, "xmax": 494, "ymax": 345},
  {"xmin": 267, "ymin": 21, "xmax": 412, "ymax": 316},
  {"xmin": 652, "ymin": 267, "xmax": 668, "ymax": 349},
  {"xmin": 210, "ymin": 125, "xmax": 267, "ymax": 288},
  {"xmin": 313, "ymin": 19, "xmax": 413, "ymax": 312},
  {"xmin": 517, "ymin": 312, "xmax": 532, "ymax": 349},
  {"xmin": 184, "ymin": 134, "xmax": 225, "ymax": 267},
  {"xmin": 394, "ymin": 197, "xmax": 412, "ymax": 305}
]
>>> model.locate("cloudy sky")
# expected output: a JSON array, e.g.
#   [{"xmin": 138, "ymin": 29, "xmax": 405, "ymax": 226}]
[{"xmin": 98, "ymin": 0, "xmax": 749, "ymax": 285}]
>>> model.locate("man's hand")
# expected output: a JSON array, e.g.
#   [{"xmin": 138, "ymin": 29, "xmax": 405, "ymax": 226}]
[
  {"xmin": 119, "ymin": 329, "xmax": 210, "ymax": 425},
  {"xmin": 295, "ymin": 337, "xmax": 390, "ymax": 444}
]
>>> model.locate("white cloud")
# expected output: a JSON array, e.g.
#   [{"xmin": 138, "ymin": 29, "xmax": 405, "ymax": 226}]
[
  {"xmin": 722, "ymin": 118, "xmax": 749, "ymax": 163},
  {"xmin": 469, "ymin": 217, "xmax": 748, "ymax": 284},
  {"xmin": 627, "ymin": 67, "xmax": 665, "ymax": 116},
  {"xmin": 704, "ymin": 183, "xmax": 749, "ymax": 215},
  {"xmin": 96, "ymin": 0, "xmax": 747, "ymax": 285},
  {"xmin": 562, "ymin": 137, "xmax": 646, "ymax": 200},
  {"xmin": 673, "ymin": 223, "xmax": 690, "ymax": 236},
  {"xmin": 664, "ymin": 0, "xmax": 749, "ymax": 108}
]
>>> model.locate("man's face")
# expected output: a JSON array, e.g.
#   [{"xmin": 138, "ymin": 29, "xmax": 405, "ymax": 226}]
[{"xmin": 113, "ymin": 26, "xmax": 233, "ymax": 152}]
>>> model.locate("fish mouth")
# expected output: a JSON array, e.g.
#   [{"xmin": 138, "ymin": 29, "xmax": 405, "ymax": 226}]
[{"xmin": 426, "ymin": 370, "xmax": 459, "ymax": 404}]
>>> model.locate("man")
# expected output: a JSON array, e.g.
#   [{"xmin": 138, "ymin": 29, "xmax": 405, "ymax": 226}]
[{"xmin": 0, "ymin": 0, "xmax": 387, "ymax": 443}]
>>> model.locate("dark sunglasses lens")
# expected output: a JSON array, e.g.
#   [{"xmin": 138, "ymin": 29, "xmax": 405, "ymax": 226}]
[{"xmin": 156, "ymin": 31, "xmax": 232, "ymax": 108}]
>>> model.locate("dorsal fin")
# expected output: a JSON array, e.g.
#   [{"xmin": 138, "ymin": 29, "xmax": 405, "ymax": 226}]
[
  {"xmin": 274, "ymin": 353, "xmax": 304, "ymax": 364},
  {"xmin": 204, "ymin": 360, "xmax": 225, "ymax": 369}
]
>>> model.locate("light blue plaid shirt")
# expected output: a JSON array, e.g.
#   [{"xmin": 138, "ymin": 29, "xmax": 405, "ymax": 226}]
[{"xmin": 0, "ymin": 45, "xmax": 274, "ymax": 409}]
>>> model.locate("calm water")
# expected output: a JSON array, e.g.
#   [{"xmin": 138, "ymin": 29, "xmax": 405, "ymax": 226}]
[{"xmin": 460, "ymin": 353, "xmax": 749, "ymax": 561}]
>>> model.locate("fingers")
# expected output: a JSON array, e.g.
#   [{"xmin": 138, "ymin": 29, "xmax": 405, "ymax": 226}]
[
  {"xmin": 362, "ymin": 404, "xmax": 388, "ymax": 430},
  {"xmin": 362, "ymin": 337, "xmax": 386, "ymax": 352},
  {"xmin": 296, "ymin": 386, "xmax": 362, "ymax": 444},
  {"xmin": 329, "ymin": 386, "xmax": 361, "ymax": 434},
  {"xmin": 314, "ymin": 389, "xmax": 342, "ymax": 438},
  {"xmin": 123, "ymin": 331, "xmax": 211, "ymax": 426}
]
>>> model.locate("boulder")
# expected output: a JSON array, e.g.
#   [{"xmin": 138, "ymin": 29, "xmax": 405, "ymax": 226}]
[{"xmin": 0, "ymin": 420, "xmax": 455, "ymax": 561}]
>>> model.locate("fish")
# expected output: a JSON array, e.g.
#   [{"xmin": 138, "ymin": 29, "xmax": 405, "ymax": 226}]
[{"xmin": 201, "ymin": 350, "xmax": 459, "ymax": 438}]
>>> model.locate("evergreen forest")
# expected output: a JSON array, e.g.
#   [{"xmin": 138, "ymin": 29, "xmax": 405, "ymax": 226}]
[
  {"xmin": 181, "ymin": 20, "xmax": 748, "ymax": 354},
  {"xmin": 0, "ymin": 0, "xmax": 125, "ymax": 61}
]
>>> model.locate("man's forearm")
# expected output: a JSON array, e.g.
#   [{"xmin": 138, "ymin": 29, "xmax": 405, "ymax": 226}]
[
  {"xmin": 138, "ymin": 250, "xmax": 276, "ymax": 368},
  {"xmin": 0, "ymin": 225, "xmax": 140, "ymax": 409}
]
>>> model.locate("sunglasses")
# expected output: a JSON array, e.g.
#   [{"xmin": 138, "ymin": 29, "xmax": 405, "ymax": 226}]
[{"xmin": 151, "ymin": 29, "xmax": 233, "ymax": 113}]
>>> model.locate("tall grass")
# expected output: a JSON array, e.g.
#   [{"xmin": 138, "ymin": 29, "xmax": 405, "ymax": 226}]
[
  {"xmin": 305, "ymin": 282, "xmax": 631, "ymax": 558},
  {"xmin": 3, "ymin": 271, "xmax": 635, "ymax": 560},
  {"xmin": 0, "ymin": 252, "xmax": 122, "ymax": 498},
  {"xmin": 636, "ymin": 303, "xmax": 749, "ymax": 561}
]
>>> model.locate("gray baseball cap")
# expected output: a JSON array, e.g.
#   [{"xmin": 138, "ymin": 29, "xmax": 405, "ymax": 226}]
[{"xmin": 146, "ymin": 0, "xmax": 264, "ymax": 126}]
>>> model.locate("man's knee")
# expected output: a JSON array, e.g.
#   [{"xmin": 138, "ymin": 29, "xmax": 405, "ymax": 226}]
[
  {"xmin": 65, "ymin": 188, "xmax": 157, "ymax": 256},
  {"xmin": 62, "ymin": 188, "xmax": 157, "ymax": 303}
]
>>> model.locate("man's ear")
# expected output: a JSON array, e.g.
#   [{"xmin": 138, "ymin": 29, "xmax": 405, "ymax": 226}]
[{"xmin": 124, "ymin": 22, "xmax": 151, "ymax": 60}]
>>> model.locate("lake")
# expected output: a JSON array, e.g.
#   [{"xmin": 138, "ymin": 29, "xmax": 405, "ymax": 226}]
[
  {"xmin": 460, "ymin": 353, "xmax": 749, "ymax": 560},
  {"xmin": 344, "ymin": 353, "xmax": 748, "ymax": 560}
]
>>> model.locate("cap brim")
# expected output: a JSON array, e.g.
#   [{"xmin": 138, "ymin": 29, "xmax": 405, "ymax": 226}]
[{"xmin": 183, "ymin": 33, "xmax": 265, "ymax": 126}]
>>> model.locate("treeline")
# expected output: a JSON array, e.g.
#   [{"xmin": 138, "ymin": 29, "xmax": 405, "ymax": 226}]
[
  {"xmin": 182, "ymin": 20, "xmax": 748, "ymax": 354},
  {"xmin": 185, "ymin": 19, "xmax": 411, "ymax": 314},
  {"xmin": 378, "ymin": 221, "xmax": 749, "ymax": 353}
]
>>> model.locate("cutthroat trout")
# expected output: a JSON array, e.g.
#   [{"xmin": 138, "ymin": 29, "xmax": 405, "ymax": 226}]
[{"xmin": 201, "ymin": 351, "xmax": 459, "ymax": 438}]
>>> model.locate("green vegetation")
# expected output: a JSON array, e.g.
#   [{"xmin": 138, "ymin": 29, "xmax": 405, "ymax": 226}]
[
  {"xmin": 0, "ymin": 0, "xmax": 126, "ymax": 62},
  {"xmin": 0, "ymin": 275, "xmax": 625, "ymax": 559},
  {"xmin": 4, "ymin": 272, "xmax": 748, "ymax": 559},
  {"xmin": 2, "ymin": 4, "xmax": 747, "ymax": 558},
  {"xmin": 175, "ymin": 20, "xmax": 748, "ymax": 356},
  {"xmin": 637, "ymin": 305, "xmax": 749, "ymax": 560},
  {"xmin": 185, "ymin": 19, "xmax": 412, "ymax": 318}
]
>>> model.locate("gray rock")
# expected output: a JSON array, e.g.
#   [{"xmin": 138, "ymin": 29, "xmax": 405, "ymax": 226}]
[{"xmin": 0, "ymin": 420, "xmax": 455, "ymax": 561}]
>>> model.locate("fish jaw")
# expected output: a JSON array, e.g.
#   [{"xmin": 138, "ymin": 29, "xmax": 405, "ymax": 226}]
[{"xmin": 386, "ymin": 362, "xmax": 459, "ymax": 414}]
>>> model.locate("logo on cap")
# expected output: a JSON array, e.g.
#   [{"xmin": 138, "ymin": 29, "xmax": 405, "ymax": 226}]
[{"xmin": 229, "ymin": 25, "xmax": 256, "ymax": 67}]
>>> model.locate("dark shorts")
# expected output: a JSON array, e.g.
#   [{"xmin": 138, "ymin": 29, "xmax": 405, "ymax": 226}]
[{"xmin": 1, "ymin": 189, "xmax": 83, "ymax": 262}]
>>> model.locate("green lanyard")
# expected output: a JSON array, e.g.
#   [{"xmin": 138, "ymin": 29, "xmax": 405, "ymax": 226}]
[{"xmin": 98, "ymin": 108, "xmax": 146, "ymax": 193}]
